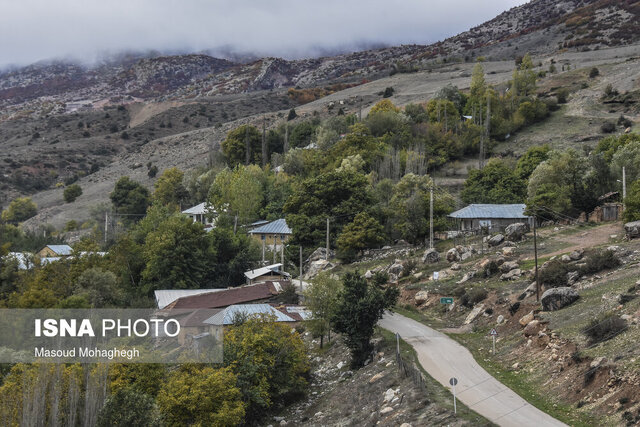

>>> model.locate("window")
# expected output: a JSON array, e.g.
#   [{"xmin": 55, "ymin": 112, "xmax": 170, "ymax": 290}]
[
  {"xmin": 261, "ymin": 234, "xmax": 265, "ymax": 240},
  {"xmin": 281, "ymin": 235, "xmax": 286, "ymax": 240}
]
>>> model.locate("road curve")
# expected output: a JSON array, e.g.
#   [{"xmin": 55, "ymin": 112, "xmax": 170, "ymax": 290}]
[{"xmin": 379, "ymin": 311, "xmax": 567, "ymax": 427}]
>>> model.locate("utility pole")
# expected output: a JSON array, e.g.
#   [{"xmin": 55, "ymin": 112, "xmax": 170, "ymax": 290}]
[
  {"xmin": 104, "ymin": 212, "xmax": 108, "ymax": 246},
  {"xmin": 358, "ymin": 97, "xmax": 362, "ymax": 121},
  {"xmin": 262, "ymin": 240, "xmax": 265, "ymax": 264},
  {"xmin": 280, "ymin": 240, "xmax": 284, "ymax": 266},
  {"xmin": 273, "ymin": 242, "xmax": 276, "ymax": 264},
  {"xmin": 261, "ymin": 115, "xmax": 267, "ymax": 167},
  {"xmin": 533, "ymin": 216, "xmax": 540, "ymax": 302},
  {"xmin": 233, "ymin": 215, "xmax": 238, "ymax": 234},
  {"xmin": 284, "ymin": 123, "xmax": 289, "ymax": 153},
  {"xmin": 429, "ymin": 186, "xmax": 434, "ymax": 249},
  {"xmin": 299, "ymin": 246, "xmax": 303, "ymax": 292},
  {"xmin": 623, "ymin": 166, "xmax": 627, "ymax": 205},
  {"xmin": 326, "ymin": 218, "xmax": 330, "ymax": 260}
]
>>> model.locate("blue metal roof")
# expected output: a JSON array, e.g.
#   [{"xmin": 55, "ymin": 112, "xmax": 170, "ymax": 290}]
[
  {"xmin": 204, "ymin": 304, "xmax": 295, "ymax": 325},
  {"xmin": 46, "ymin": 245, "xmax": 73, "ymax": 255},
  {"xmin": 248, "ymin": 219, "xmax": 292, "ymax": 235},
  {"xmin": 448, "ymin": 204, "xmax": 530, "ymax": 219}
]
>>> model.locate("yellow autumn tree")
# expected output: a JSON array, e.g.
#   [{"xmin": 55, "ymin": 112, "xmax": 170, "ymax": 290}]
[{"xmin": 369, "ymin": 99, "xmax": 400, "ymax": 114}]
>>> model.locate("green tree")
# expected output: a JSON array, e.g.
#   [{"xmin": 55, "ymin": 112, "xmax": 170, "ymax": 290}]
[
  {"xmin": 515, "ymin": 145, "xmax": 550, "ymax": 180},
  {"xmin": 611, "ymin": 140, "xmax": 640, "ymax": 184},
  {"xmin": 63, "ymin": 184, "xmax": 83, "ymax": 203},
  {"xmin": 221, "ymin": 124, "xmax": 262, "ymax": 166},
  {"xmin": 153, "ymin": 167, "xmax": 189, "ymax": 208},
  {"xmin": 467, "ymin": 63, "xmax": 487, "ymax": 110},
  {"xmin": 624, "ymin": 179, "xmax": 640, "ymax": 222},
  {"xmin": 594, "ymin": 133, "xmax": 640, "ymax": 163},
  {"xmin": 208, "ymin": 164, "xmax": 265, "ymax": 224},
  {"xmin": 461, "ymin": 159, "xmax": 527, "ymax": 204},
  {"xmin": 332, "ymin": 272, "xmax": 399, "ymax": 368},
  {"xmin": 141, "ymin": 215, "xmax": 211, "ymax": 294},
  {"xmin": 97, "ymin": 387, "xmax": 161, "ymax": 427},
  {"xmin": 1, "ymin": 197, "xmax": 37, "ymax": 222},
  {"xmin": 284, "ymin": 169, "xmax": 374, "ymax": 248},
  {"xmin": 224, "ymin": 316, "xmax": 309, "ymax": 421},
  {"xmin": 336, "ymin": 212, "xmax": 385, "ymax": 261},
  {"xmin": 74, "ymin": 268, "xmax": 122, "ymax": 307},
  {"xmin": 303, "ymin": 273, "xmax": 341, "ymax": 348},
  {"xmin": 157, "ymin": 366, "xmax": 245, "ymax": 427},
  {"xmin": 110, "ymin": 177, "xmax": 151, "ymax": 218},
  {"xmin": 207, "ymin": 227, "xmax": 259, "ymax": 288},
  {"xmin": 512, "ymin": 53, "xmax": 537, "ymax": 97},
  {"xmin": 369, "ymin": 99, "xmax": 400, "ymax": 114}
]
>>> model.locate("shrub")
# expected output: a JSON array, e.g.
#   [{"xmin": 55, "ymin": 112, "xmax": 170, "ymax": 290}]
[
  {"xmin": 63, "ymin": 184, "xmax": 82, "ymax": 203},
  {"xmin": 538, "ymin": 260, "xmax": 568, "ymax": 288},
  {"xmin": 402, "ymin": 259, "xmax": 418, "ymax": 277},
  {"xmin": 580, "ymin": 249, "xmax": 620, "ymax": 275},
  {"xmin": 147, "ymin": 165, "xmax": 158, "ymax": 178},
  {"xmin": 1, "ymin": 197, "xmax": 37, "ymax": 222},
  {"xmin": 589, "ymin": 67, "xmax": 600, "ymax": 78},
  {"xmin": 604, "ymin": 84, "xmax": 618, "ymax": 97},
  {"xmin": 371, "ymin": 271, "xmax": 389, "ymax": 286},
  {"xmin": 483, "ymin": 260, "xmax": 500, "ymax": 277},
  {"xmin": 601, "ymin": 121, "xmax": 616, "ymax": 134},
  {"xmin": 582, "ymin": 312, "xmax": 627, "ymax": 344},
  {"xmin": 383, "ymin": 87, "xmax": 395, "ymax": 98},
  {"xmin": 461, "ymin": 288, "xmax": 487, "ymax": 308},
  {"xmin": 618, "ymin": 115, "xmax": 632, "ymax": 128},
  {"xmin": 556, "ymin": 88, "xmax": 569, "ymax": 104},
  {"xmin": 120, "ymin": 131, "xmax": 129, "ymax": 140}
]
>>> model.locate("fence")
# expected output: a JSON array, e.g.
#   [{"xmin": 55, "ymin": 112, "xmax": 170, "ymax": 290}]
[{"xmin": 394, "ymin": 333, "xmax": 427, "ymax": 393}]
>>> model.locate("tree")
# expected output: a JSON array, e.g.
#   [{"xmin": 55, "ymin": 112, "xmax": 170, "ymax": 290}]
[
  {"xmin": 515, "ymin": 145, "xmax": 550, "ymax": 180},
  {"xmin": 461, "ymin": 159, "xmax": 527, "ymax": 204},
  {"xmin": 1, "ymin": 197, "xmax": 37, "ymax": 222},
  {"xmin": 304, "ymin": 273, "xmax": 341, "ymax": 348},
  {"xmin": 332, "ymin": 272, "xmax": 399, "ymax": 368},
  {"xmin": 512, "ymin": 53, "xmax": 537, "ymax": 97},
  {"xmin": 208, "ymin": 164, "xmax": 265, "ymax": 224},
  {"xmin": 611, "ymin": 141, "xmax": 640, "ymax": 185},
  {"xmin": 153, "ymin": 167, "xmax": 189, "ymax": 208},
  {"xmin": 157, "ymin": 366, "xmax": 245, "ymax": 427},
  {"xmin": 625, "ymin": 179, "xmax": 640, "ymax": 222},
  {"xmin": 110, "ymin": 177, "xmax": 151, "ymax": 218},
  {"xmin": 467, "ymin": 63, "xmax": 487, "ymax": 111},
  {"xmin": 63, "ymin": 184, "xmax": 82, "ymax": 203},
  {"xmin": 287, "ymin": 108, "xmax": 297, "ymax": 121},
  {"xmin": 207, "ymin": 227, "xmax": 259, "ymax": 288},
  {"xmin": 336, "ymin": 212, "xmax": 385, "ymax": 261},
  {"xmin": 224, "ymin": 317, "xmax": 309, "ymax": 421},
  {"xmin": 284, "ymin": 169, "xmax": 374, "ymax": 248},
  {"xmin": 74, "ymin": 268, "xmax": 122, "ymax": 307},
  {"xmin": 141, "ymin": 215, "xmax": 211, "ymax": 294},
  {"xmin": 370, "ymin": 99, "xmax": 400, "ymax": 114},
  {"xmin": 97, "ymin": 387, "xmax": 161, "ymax": 427},
  {"xmin": 221, "ymin": 124, "xmax": 262, "ymax": 166}
]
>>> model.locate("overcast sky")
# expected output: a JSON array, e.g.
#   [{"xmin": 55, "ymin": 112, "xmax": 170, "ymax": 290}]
[{"xmin": 0, "ymin": 0, "xmax": 528, "ymax": 68}]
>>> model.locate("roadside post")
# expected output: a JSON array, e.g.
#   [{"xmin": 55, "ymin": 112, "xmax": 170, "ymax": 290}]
[
  {"xmin": 449, "ymin": 377, "xmax": 458, "ymax": 414},
  {"xmin": 490, "ymin": 328, "xmax": 498, "ymax": 355}
]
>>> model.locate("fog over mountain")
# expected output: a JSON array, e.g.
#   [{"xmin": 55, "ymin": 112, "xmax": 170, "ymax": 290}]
[{"xmin": 0, "ymin": 0, "xmax": 527, "ymax": 67}]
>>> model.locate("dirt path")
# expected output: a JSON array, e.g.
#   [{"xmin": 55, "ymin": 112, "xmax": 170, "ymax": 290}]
[
  {"xmin": 525, "ymin": 223, "xmax": 623, "ymax": 260},
  {"xmin": 380, "ymin": 312, "xmax": 567, "ymax": 427}
]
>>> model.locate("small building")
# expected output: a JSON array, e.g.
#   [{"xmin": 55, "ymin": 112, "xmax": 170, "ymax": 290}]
[
  {"xmin": 248, "ymin": 219, "xmax": 292, "ymax": 249},
  {"xmin": 204, "ymin": 304, "xmax": 297, "ymax": 326},
  {"xmin": 244, "ymin": 263, "xmax": 290, "ymax": 285},
  {"xmin": 37, "ymin": 245, "xmax": 73, "ymax": 258},
  {"xmin": 155, "ymin": 288, "xmax": 227, "ymax": 309},
  {"xmin": 166, "ymin": 281, "xmax": 287, "ymax": 310},
  {"xmin": 182, "ymin": 202, "xmax": 216, "ymax": 228},
  {"xmin": 448, "ymin": 204, "xmax": 533, "ymax": 232}
]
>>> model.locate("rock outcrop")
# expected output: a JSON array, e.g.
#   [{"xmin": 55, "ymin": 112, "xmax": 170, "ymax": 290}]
[
  {"xmin": 541, "ymin": 287, "xmax": 579, "ymax": 311},
  {"xmin": 505, "ymin": 223, "xmax": 528, "ymax": 241}
]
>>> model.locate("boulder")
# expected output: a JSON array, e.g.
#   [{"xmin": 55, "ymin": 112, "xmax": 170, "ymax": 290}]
[
  {"xmin": 497, "ymin": 314, "xmax": 505, "ymax": 324},
  {"xmin": 446, "ymin": 248, "xmax": 460, "ymax": 263},
  {"xmin": 422, "ymin": 248, "xmax": 440, "ymax": 264},
  {"xmin": 500, "ymin": 269, "xmax": 521, "ymax": 280},
  {"xmin": 450, "ymin": 263, "xmax": 461, "ymax": 271},
  {"xmin": 306, "ymin": 247, "xmax": 334, "ymax": 263},
  {"xmin": 414, "ymin": 290, "xmax": 429, "ymax": 305},
  {"xmin": 625, "ymin": 221, "xmax": 640, "ymax": 239},
  {"xmin": 364, "ymin": 270, "xmax": 373, "ymax": 279},
  {"xmin": 590, "ymin": 356, "xmax": 607, "ymax": 369},
  {"xmin": 569, "ymin": 249, "xmax": 584, "ymax": 261},
  {"xmin": 502, "ymin": 246, "xmax": 517, "ymax": 257},
  {"xmin": 457, "ymin": 271, "xmax": 475, "ymax": 284},
  {"xmin": 519, "ymin": 282, "xmax": 538, "ymax": 300},
  {"xmin": 541, "ymin": 287, "xmax": 579, "ymax": 311},
  {"xmin": 413, "ymin": 272, "xmax": 423, "ymax": 280},
  {"xmin": 380, "ymin": 407, "xmax": 394, "ymax": 415},
  {"xmin": 460, "ymin": 251, "xmax": 472, "ymax": 261},
  {"xmin": 304, "ymin": 259, "xmax": 335, "ymax": 279},
  {"xmin": 488, "ymin": 234, "xmax": 505, "ymax": 247},
  {"xmin": 388, "ymin": 261, "xmax": 404, "ymax": 276},
  {"xmin": 369, "ymin": 373, "xmax": 385, "ymax": 384},
  {"xmin": 567, "ymin": 271, "xmax": 580, "ymax": 286},
  {"xmin": 561, "ymin": 254, "xmax": 571, "ymax": 263},
  {"xmin": 523, "ymin": 320, "xmax": 541, "ymax": 336},
  {"xmin": 505, "ymin": 222, "xmax": 528, "ymax": 241},
  {"xmin": 519, "ymin": 311, "xmax": 535, "ymax": 326},
  {"xmin": 464, "ymin": 304, "xmax": 485, "ymax": 324},
  {"xmin": 500, "ymin": 261, "xmax": 519, "ymax": 273}
]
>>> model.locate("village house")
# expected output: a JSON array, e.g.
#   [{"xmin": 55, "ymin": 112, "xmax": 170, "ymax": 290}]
[
  {"xmin": 163, "ymin": 281, "xmax": 288, "ymax": 310},
  {"xmin": 448, "ymin": 204, "xmax": 533, "ymax": 232},
  {"xmin": 182, "ymin": 202, "xmax": 216, "ymax": 229},
  {"xmin": 37, "ymin": 244, "xmax": 73, "ymax": 258},
  {"xmin": 248, "ymin": 218, "xmax": 292, "ymax": 249},
  {"xmin": 244, "ymin": 263, "xmax": 290, "ymax": 285}
]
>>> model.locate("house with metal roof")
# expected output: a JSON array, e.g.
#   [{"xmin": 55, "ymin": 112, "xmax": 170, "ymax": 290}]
[
  {"xmin": 155, "ymin": 289, "xmax": 226, "ymax": 309},
  {"xmin": 37, "ymin": 244, "xmax": 73, "ymax": 258},
  {"xmin": 248, "ymin": 218, "xmax": 292, "ymax": 249},
  {"xmin": 166, "ymin": 281, "xmax": 286, "ymax": 309},
  {"xmin": 204, "ymin": 304, "xmax": 296, "ymax": 326},
  {"xmin": 448, "ymin": 204, "xmax": 533, "ymax": 231},
  {"xmin": 182, "ymin": 202, "xmax": 216, "ymax": 228},
  {"xmin": 244, "ymin": 263, "xmax": 290, "ymax": 285}
]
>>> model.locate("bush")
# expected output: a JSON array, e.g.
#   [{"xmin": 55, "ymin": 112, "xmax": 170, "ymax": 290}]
[
  {"xmin": 580, "ymin": 249, "xmax": 620, "ymax": 275},
  {"xmin": 402, "ymin": 259, "xmax": 418, "ymax": 277},
  {"xmin": 589, "ymin": 67, "xmax": 600, "ymax": 78},
  {"xmin": 601, "ymin": 121, "xmax": 616, "ymax": 134},
  {"xmin": 538, "ymin": 260, "xmax": 568, "ymax": 288},
  {"xmin": 556, "ymin": 88, "xmax": 569, "ymax": 104},
  {"xmin": 383, "ymin": 87, "xmax": 395, "ymax": 98},
  {"xmin": 63, "ymin": 184, "xmax": 83, "ymax": 203},
  {"xmin": 147, "ymin": 165, "xmax": 158, "ymax": 178},
  {"xmin": 618, "ymin": 115, "xmax": 632, "ymax": 128},
  {"xmin": 582, "ymin": 312, "xmax": 627, "ymax": 344},
  {"xmin": 120, "ymin": 131, "xmax": 129, "ymax": 140},
  {"xmin": 483, "ymin": 260, "xmax": 500, "ymax": 277},
  {"xmin": 461, "ymin": 288, "xmax": 487, "ymax": 308}
]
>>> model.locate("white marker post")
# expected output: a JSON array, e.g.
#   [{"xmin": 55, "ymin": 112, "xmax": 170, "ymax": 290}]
[
  {"xmin": 449, "ymin": 377, "xmax": 458, "ymax": 414},
  {"xmin": 490, "ymin": 328, "xmax": 498, "ymax": 355}
]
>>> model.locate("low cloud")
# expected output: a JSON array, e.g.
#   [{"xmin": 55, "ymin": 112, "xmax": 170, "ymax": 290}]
[{"xmin": 0, "ymin": 0, "xmax": 527, "ymax": 68}]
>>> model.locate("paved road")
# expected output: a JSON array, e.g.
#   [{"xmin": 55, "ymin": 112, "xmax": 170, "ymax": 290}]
[{"xmin": 379, "ymin": 312, "xmax": 567, "ymax": 427}]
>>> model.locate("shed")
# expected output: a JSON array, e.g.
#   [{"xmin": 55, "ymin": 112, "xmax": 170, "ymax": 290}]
[
  {"xmin": 244, "ymin": 263, "xmax": 290, "ymax": 285},
  {"xmin": 448, "ymin": 204, "xmax": 533, "ymax": 231},
  {"xmin": 182, "ymin": 202, "xmax": 216, "ymax": 227},
  {"xmin": 248, "ymin": 219, "xmax": 292, "ymax": 248},
  {"xmin": 38, "ymin": 245, "xmax": 73, "ymax": 258}
]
